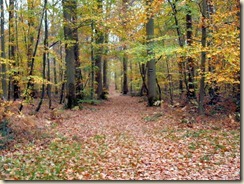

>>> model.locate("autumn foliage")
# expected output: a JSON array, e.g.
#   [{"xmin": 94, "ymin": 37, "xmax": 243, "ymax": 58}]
[{"xmin": 0, "ymin": 0, "xmax": 240, "ymax": 181}]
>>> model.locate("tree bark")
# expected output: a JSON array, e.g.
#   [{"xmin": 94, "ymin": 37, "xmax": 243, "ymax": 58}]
[
  {"xmin": 19, "ymin": 0, "xmax": 46, "ymax": 111},
  {"xmin": 73, "ymin": 0, "xmax": 83, "ymax": 100},
  {"xmin": 103, "ymin": 33, "xmax": 109, "ymax": 90},
  {"xmin": 0, "ymin": 0, "xmax": 7, "ymax": 99},
  {"xmin": 36, "ymin": 0, "xmax": 48, "ymax": 112},
  {"xmin": 53, "ymin": 57, "xmax": 58, "ymax": 94},
  {"xmin": 122, "ymin": 50, "xmax": 128, "ymax": 94},
  {"xmin": 90, "ymin": 21, "xmax": 95, "ymax": 100},
  {"xmin": 62, "ymin": 0, "xmax": 77, "ymax": 108},
  {"xmin": 26, "ymin": 0, "xmax": 35, "ymax": 98},
  {"xmin": 139, "ymin": 63, "xmax": 148, "ymax": 96},
  {"xmin": 167, "ymin": 0, "xmax": 184, "ymax": 95},
  {"xmin": 122, "ymin": 0, "xmax": 128, "ymax": 95},
  {"xmin": 146, "ymin": 0, "xmax": 156, "ymax": 106},
  {"xmin": 186, "ymin": 8, "xmax": 196, "ymax": 99},
  {"xmin": 9, "ymin": 0, "xmax": 20, "ymax": 100},
  {"xmin": 95, "ymin": 0, "xmax": 104, "ymax": 99},
  {"xmin": 199, "ymin": 0, "xmax": 207, "ymax": 114}
]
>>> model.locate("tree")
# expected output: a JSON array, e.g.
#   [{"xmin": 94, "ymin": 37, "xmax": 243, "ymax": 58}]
[
  {"xmin": 8, "ymin": 0, "xmax": 20, "ymax": 100},
  {"xmin": 0, "ymin": 0, "xmax": 7, "ymax": 99},
  {"xmin": 103, "ymin": 33, "xmax": 109, "ymax": 90},
  {"xmin": 73, "ymin": 0, "xmax": 83, "ymax": 100},
  {"xmin": 36, "ymin": 0, "xmax": 48, "ymax": 112},
  {"xmin": 19, "ymin": 2, "xmax": 45, "ymax": 111},
  {"xmin": 167, "ymin": 0, "xmax": 184, "ymax": 96},
  {"xmin": 26, "ymin": 0, "xmax": 36, "ymax": 98},
  {"xmin": 62, "ymin": 0, "xmax": 77, "ymax": 108},
  {"xmin": 146, "ymin": 0, "xmax": 156, "ymax": 106},
  {"xmin": 121, "ymin": 0, "xmax": 129, "ymax": 95},
  {"xmin": 185, "ymin": 5, "xmax": 196, "ymax": 99},
  {"xmin": 199, "ymin": 0, "xmax": 207, "ymax": 114},
  {"xmin": 94, "ymin": 0, "xmax": 104, "ymax": 99}
]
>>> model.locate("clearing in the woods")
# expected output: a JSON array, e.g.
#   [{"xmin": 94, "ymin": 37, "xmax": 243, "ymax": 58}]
[{"xmin": 0, "ymin": 87, "xmax": 240, "ymax": 180}]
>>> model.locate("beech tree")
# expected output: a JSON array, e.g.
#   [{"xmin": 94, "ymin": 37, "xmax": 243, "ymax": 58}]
[
  {"xmin": 0, "ymin": 0, "xmax": 7, "ymax": 99},
  {"xmin": 199, "ymin": 0, "xmax": 207, "ymax": 114},
  {"xmin": 146, "ymin": 0, "xmax": 156, "ymax": 106},
  {"xmin": 62, "ymin": 0, "xmax": 77, "ymax": 108},
  {"xmin": 95, "ymin": 0, "xmax": 104, "ymax": 99}
]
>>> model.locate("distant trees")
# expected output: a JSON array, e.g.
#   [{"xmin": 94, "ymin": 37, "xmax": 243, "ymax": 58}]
[{"xmin": 0, "ymin": 0, "xmax": 239, "ymax": 114}]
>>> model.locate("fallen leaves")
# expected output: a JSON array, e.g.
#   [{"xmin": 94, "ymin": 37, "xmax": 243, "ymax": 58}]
[{"xmin": 0, "ymin": 92, "xmax": 240, "ymax": 180}]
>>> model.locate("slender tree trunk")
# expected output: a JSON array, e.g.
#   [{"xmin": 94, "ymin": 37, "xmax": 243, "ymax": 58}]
[
  {"xmin": 19, "ymin": 1, "xmax": 46, "ymax": 111},
  {"xmin": 130, "ymin": 60, "xmax": 133, "ymax": 93},
  {"xmin": 73, "ymin": 0, "xmax": 83, "ymax": 100},
  {"xmin": 206, "ymin": 0, "xmax": 219, "ymax": 104},
  {"xmin": 95, "ymin": 0, "xmax": 104, "ymax": 99},
  {"xmin": 59, "ymin": 45, "xmax": 65, "ymax": 104},
  {"xmin": 0, "ymin": 0, "xmax": 7, "ymax": 99},
  {"xmin": 166, "ymin": 58, "xmax": 173, "ymax": 105},
  {"xmin": 146, "ymin": 0, "xmax": 156, "ymax": 106},
  {"xmin": 167, "ymin": 0, "xmax": 184, "ymax": 95},
  {"xmin": 114, "ymin": 71, "xmax": 118, "ymax": 90},
  {"xmin": 121, "ymin": 0, "xmax": 128, "ymax": 95},
  {"xmin": 199, "ymin": 0, "xmax": 207, "ymax": 114},
  {"xmin": 122, "ymin": 49, "xmax": 128, "ymax": 94},
  {"xmin": 235, "ymin": 0, "xmax": 240, "ymax": 114},
  {"xmin": 62, "ymin": 0, "xmax": 77, "ymax": 108},
  {"xmin": 95, "ymin": 30, "xmax": 103, "ymax": 99},
  {"xmin": 36, "ymin": 0, "xmax": 48, "ymax": 112},
  {"xmin": 27, "ymin": 0, "xmax": 35, "ymax": 98},
  {"xmin": 90, "ymin": 21, "xmax": 95, "ymax": 100},
  {"xmin": 139, "ymin": 63, "xmax": 148, "ymax": 96},
  {"xmin": 103, "ymin": 33, "xmax": 109, "ymax": 90},
  {"xmin": 186, "ymin": 8, "xmax": 196, "ymax": 99},
  {"xmin": 46, "ymin": 13, "xmax": 52, "ymax": 109},
  {"xmin": 53, "ymin": 57, "xmax": 58, "ymax": 94},
  {"xmin": 9, "ymin": 0, "xmax": 13, "ymax": 99}
]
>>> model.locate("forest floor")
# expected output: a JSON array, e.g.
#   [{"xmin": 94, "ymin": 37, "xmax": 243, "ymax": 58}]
[{"xmin": 0, "ymin": 86, "xmax": 240, "ymax": 180}]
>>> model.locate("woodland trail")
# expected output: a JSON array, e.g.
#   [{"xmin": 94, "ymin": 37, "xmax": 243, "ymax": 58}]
[
  {"xmin": 1, "ymin": 86, "xmax": 240, "ymax": 180},
  {"xmin": 54, "ymin": 87, "xmax": 182, "ymax": 179},
  {"xmin": 49, "ymin": 86, "xmax": 240, "ymax": 180}
]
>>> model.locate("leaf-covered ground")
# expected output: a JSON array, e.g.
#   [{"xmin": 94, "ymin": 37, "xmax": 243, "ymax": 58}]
[{"xmin": 0, "ymin": 88, "xmax": 240, "ymax": 180}]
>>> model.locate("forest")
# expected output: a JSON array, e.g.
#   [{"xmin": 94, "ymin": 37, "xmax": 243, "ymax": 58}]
[{"xmin": 0, "ymin": 0, "xmax": 241, "ymax": 180}]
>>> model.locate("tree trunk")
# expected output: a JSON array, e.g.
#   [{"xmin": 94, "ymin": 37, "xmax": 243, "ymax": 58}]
[
  {"xmin": 26, "ymin": 0, "xmax": 35, "ymax": 98},
  {"xmin": 130, "ymin": 60, "xmax": 133, "ymax": 94},
  {"xmin": 62, "ymin": 0, "xmax": 77, "ymax": 108},
  {"xmin": 0, "ymin": 0, "xmax": 7, "ymax": 99},
  {"xmin": 167, "ymin": 0, "xmax": 184, "ymax": 95},
  {"xmin": 59, "ymin": 45, "xmax": 65, "ymax": 104},
  {"xmin": 139, "ymin": 63, "xmax": 148, "ymax": 96},
  {"xmin": 166, "ymin": 58, "xmax": 173, "ymax": 105},
  {"xmin": 53, "ymin": 57, "xmax": 58, "ymax": 94},
  {"xmin": 46, "ymin": 9, "xmax": 52, "ymax": 109},
  {"xmin": 186, "ymin": 8, "xmax": 196, "ymax": 99},
  {"xmin": 146, "ymin": 0, "xmax": 156, "ymax": 106},
  {"xmin": 19, "ymin": 0, "xmax": 46, "ymax": 111},
  {"xmin": 103, "ymin": 33, "xmax": 109, "ymax": 90},
  {"xmin": 122, "ymin": 50, "xmax": 128, "ymax": 94},
  {"xmin": 90, "ymin": 21, "xmax": 95, "ymax": 100},
  {"xmin": 95, "ymin": 0, "xmax": 104, "ymax": 99},
  {"xmin": 9, "ymin": 0, "xmax": 20, "ymax": 100},
  {"xmin": 199, "ymin": 0, "xmax": 207, "ymax": 114},
  {"xmin": 73, "ymin": 0, "xmax": 83, "ymax": 100},
  {"xmin": 36, "ymin": 0, "xmax": 48, "ymax": 112},
  {"xmin": 122, "ymin": 0, "xmax": 128, "ymax": 95}
]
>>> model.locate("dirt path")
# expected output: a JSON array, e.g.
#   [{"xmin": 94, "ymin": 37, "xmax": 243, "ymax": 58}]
[
  {"xmin": 0, "ymin": 87, "xmax": 240, "ymax": 180},
  {"xmin": 51, "ymin": 87, "xmax": 240, "ymax": 180}
]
